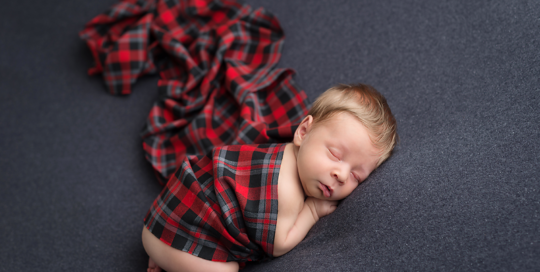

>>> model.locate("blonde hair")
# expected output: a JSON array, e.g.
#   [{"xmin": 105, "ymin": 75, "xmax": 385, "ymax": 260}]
[{"xmin": 308, "ymin": 83, "xmax": 398, "ymax": 166}]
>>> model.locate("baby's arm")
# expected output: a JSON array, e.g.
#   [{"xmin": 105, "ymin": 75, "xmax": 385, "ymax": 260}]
[{"xmin": 273, "ymin": 197, "xmax": 337, "ymax": 257}]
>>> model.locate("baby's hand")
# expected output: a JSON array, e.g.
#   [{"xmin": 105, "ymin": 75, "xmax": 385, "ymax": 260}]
[{"xmin": 306, "ymin": 197, "xmax": 338, "ymax": 220}]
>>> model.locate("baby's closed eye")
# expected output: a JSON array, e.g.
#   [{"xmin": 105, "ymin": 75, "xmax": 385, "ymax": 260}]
[{"xmin": 328, "ymin": 148, "xmax": 341, "ymax": 161}]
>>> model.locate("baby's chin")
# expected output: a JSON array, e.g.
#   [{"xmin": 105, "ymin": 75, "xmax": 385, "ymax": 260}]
[{"xmin": 321, "ymin": 195, "xmax": 347, "ymax": 201}]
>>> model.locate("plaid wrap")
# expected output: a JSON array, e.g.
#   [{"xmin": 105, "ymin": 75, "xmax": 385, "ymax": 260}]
[
  {"xmin": 80, "ymin": 0, "xmax": 310, "ymax": 184},
  {"xmin": 144, "ymin": 143, "xmax": 285, "ymax": 265}
]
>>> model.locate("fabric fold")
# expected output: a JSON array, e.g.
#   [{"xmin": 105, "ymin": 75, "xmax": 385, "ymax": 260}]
[
  {"xmin": 80, "ymin": 0, "xmax": 310, "ymax": 184},
  {"xmin": 144, "ymin": 143, "xmax": 285, "ymax": 266}
]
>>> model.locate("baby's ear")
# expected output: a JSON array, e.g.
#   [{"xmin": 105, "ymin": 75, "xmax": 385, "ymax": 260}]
[{"xmin": 293, "ymin": 115, "xmax": 313, "ymax": 146}]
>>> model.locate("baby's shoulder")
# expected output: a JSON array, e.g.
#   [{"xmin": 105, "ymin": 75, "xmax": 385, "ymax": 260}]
[{"xmin": 277, "ymin": 143, "xmax": 304, "ymax": 215}]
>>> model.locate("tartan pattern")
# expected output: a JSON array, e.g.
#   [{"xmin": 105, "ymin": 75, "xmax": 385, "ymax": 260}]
[
  {"xmin": 80, "ymin": 0, "xmax": 311, "ymax": 184},
  {"xmin": 144, "ymin": 143, "xmax": 285, "ymax": 265}
]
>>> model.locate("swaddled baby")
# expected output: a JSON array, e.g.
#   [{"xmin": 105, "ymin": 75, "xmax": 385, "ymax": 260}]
[{"xmin": 142, "ymin": 83, "xmax": 398, "ymax": 272}]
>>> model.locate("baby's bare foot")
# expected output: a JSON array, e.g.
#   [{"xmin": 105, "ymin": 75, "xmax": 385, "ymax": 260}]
[{"xmin": 148, "ymin": 257, "xmax": 162, "ymax": 272}]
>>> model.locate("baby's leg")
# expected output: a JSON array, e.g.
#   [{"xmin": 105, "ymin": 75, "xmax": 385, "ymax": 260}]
[{"xmin": 142, "ymin": 226, "xmax": 239, "ymax": 272}]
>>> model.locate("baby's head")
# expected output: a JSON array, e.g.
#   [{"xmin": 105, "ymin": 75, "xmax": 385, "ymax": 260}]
[
  {"xmin": 308, "ymin": 83, "xmax": 398, "ymax": 166},
  {"xmin": 293, "ymin": 83, "xmax": 398, "ymax": 200}
]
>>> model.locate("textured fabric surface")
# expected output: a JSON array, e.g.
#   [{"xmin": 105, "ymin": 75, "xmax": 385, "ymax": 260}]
[
  {"xmin": 1, "ymin": 0, "xmax": 539, "ymax": 271},
  {"xmin": 145, "ymin": 143, "xmax": 284, "ymax": 266},
  {"xmin": 80, "ymin": 0, "xmax": 310, "ymax": 184},
  {"xmin": 81, "ymin": 0, "xmax": 307, "ymax": 267}
]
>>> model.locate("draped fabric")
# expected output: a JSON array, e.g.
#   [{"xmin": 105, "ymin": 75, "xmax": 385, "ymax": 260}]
[
  {"xmin": 144, "ymin": 143, "xmax": 285, "ymax": 266},
  {"xmin": 80, "ymin": 0, "xmax": 310, "ymax": 184}
]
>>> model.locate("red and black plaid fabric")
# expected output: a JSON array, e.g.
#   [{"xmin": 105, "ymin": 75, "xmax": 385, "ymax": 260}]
[
  {"xmin": 144, "ymin": 143, "xmax": 285, "ymax": 266},
  {"xmin": 80, "ymin": 0, "xmax": 310, "ymax": 184}
]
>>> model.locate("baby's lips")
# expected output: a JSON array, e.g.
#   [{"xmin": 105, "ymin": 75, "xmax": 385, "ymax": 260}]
[
  {"xmin": 319, "ymin": 182, "xmax": 333, "ymax": 198},
  {"xmin": 327, "ymin": 184, "xmax": 334, "ymax": 197}
]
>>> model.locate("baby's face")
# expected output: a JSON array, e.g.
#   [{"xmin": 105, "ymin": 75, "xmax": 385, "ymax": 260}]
[{"xmin": 294, "ymin": 112, "xmax": 380, "ymax": 200}]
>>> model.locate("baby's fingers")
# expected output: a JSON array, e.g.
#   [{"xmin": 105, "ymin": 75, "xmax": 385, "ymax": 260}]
[
  {"xmin": 328, "ymin": 204, "xmax": 337, "ymax": 214},
  {"xmin": 328, "ymin": 201, "xmax": 338, "ymax": 213},
  {"xmin": 322, "ymin": 200, "xmax": 338, "ymax": 216}
]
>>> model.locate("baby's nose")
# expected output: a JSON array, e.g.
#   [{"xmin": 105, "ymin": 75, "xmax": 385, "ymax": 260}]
[
  {"xmin": 332, "ymin": 171, "xmax": 346, "ymax": 183},
  {"xmin": 332, "ymin": 164, "xmax": 350, "ymax": 183}
]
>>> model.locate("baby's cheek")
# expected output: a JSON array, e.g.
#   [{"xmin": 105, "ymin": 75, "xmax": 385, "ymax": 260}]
[{"xmin": 347, "ymin": 184, "xmax": 360, "ymax": 196}]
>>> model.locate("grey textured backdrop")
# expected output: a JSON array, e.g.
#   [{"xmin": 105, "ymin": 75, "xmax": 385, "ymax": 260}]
[{"xmin": 1, "ymin": 0, "xmax": 539, "ymax": 271}]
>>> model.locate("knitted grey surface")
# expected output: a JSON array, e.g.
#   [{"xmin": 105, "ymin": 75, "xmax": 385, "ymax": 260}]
[{"xmin": 1, "ymin": 0, "xmax": 539, "ymax": 271}]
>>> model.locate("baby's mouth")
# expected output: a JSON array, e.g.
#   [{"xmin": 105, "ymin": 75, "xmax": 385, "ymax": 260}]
[{"xmin": 319, "ymin": 182, "xmax": 333, "ymax": 198}]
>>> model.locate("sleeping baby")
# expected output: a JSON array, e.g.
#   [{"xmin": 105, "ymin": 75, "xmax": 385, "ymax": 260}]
[{"xmin": 141, "ymin": 83, "xmax": 398, "ymax": 272}]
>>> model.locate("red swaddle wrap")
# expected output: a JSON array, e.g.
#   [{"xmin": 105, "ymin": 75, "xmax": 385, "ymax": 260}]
[
  {"xmin": 80, "ymin": 0, "xmax": 310, "ymax": 183},
  {"xmin": 144, "ymin": 143, "xmax": 285, "ymax": 266},
  {"xmin": 80, "ymin": 0, "xmax": 311, "ymax": 267}
]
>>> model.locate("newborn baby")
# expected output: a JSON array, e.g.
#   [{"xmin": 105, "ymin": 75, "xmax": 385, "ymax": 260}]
[{"xmin": 142, "ymin": 83, "xmax": 398, "ymax": 272}]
